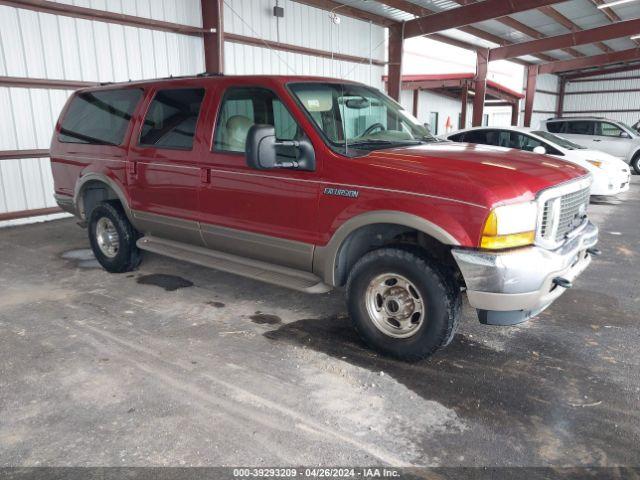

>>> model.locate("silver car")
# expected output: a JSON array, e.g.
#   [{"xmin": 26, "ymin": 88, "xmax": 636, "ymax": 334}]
[{"xmin": 539, "ymin": 117, "xmax": 640, "ymax": 174}]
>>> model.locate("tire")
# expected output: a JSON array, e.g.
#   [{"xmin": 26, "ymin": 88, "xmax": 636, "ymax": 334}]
[
  {"xmin": 88, "ymin": 201, "xmax": 142, "ymax": 273},
  {"xmin": 346, "ymin": 247, "xmax": 461, "ymax": 361},
  {"xmin": 631, "ymin": 153, "xmax": 640, "ymax": 175}
]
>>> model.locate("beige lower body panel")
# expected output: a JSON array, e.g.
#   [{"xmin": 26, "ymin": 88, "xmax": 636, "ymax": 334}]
[
  {"xmin": 131, "ymin": 210, "xmax": 204, "ymax": 247},
  {"xmin": 200, "ymin": 223, "xmax": 313, "ymax": 271}
]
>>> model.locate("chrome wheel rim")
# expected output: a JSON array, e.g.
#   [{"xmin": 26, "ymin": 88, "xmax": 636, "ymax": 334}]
[
  {"xmin": 95, "ymin": 217, "xmax": 119, "ymax": 258},
  {"xmin": 365, "ymin": 273, "xmax": 425, "ymax": 339}
]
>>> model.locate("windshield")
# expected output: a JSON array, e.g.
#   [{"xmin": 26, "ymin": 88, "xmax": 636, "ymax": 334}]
[
  {"xmin": 532, "ymin": 130, "xmax": 587, "ymax": 150},
  {"xmin": 288, "ymin": 82, "xmax": 436, "ymax": 154},
  {"xmin": 619, "ymin": 121, "xmax": 638, "ymax": 136}
]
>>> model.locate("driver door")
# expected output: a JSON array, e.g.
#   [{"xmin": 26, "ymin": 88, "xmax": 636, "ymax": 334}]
[{"xmin": 197, "ymin": 86, "xmax": 320, "ymax": 271}]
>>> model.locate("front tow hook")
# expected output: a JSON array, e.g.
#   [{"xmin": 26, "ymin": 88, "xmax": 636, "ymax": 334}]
[
  {"xmin": 553, "ymin": 277, "xmax": 573, "ymax": 289},
  {"xmin": 587, "ymin": 247, "xmax": 602, "ymax": 256}
]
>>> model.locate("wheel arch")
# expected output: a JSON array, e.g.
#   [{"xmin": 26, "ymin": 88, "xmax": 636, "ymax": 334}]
[
  {"xmin": 74, "ymin": 173, "xmax": 133, "ymax": 223},
  {"xmin": 314, "ymin": 211, "xmax": 462, "ymax": 287}
]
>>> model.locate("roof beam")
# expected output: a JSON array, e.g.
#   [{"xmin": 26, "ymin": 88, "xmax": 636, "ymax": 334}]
[
  {"xmin": 539, "ymin": 5, "xmax": 614, "ymax": 53},
  {"xmin": 589, "ymin": 0, "xmax": 640, "ymax": 47},
  {"xmin": 490, "ymin": 17, "xmax": 640, "ymax": 61},
  {"xmin": 0, "ymin": 0, "xmax": 205, "ymax": 35},
  {"xmin": 452, "ymin": 0, "xmax": 577, "ymax": 58},
  {"xmin": 564, "ymin": 62, "xmax": 640, "ymax": 80},
  {"xmin": 374, "ymin": 0, "xmax": 553, "ymax": 62},
  {"xmin": 291, "ymin": 0, "xmax": 396, "ymax": 26},
  {"xmin": 402, "ymin": 0, "xmax": 567, "ymax": 39},
  {"xmin": 539, "ymin": 47, "xmax": 640, "ymax": 74}
]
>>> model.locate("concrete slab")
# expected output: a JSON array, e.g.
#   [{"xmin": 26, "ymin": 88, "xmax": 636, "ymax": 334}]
[{"xmin": 1, "ymin": 181, "xmax": 639, "ymax": 467}]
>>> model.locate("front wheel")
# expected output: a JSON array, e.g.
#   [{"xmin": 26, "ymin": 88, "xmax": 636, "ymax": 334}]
[
  {"xmin": 631, "ymin": 153, "xmax": 640, "ymax": 175},
  {"xmin": 346, "ymin": 247, "xmax": 461, "ymax": 361},
  {"xmin": 88, "ymin": 202, "xmax": 142, "ymax": 273}
]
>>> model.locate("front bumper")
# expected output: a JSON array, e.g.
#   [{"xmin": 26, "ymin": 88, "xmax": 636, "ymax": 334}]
[
  {"xmin": 451, "ymin": 221, "xmax": 598, "ymax": 326},
  {"xmin": 591, "ymin": 168, "xmax": 631, "ymax": 196}
]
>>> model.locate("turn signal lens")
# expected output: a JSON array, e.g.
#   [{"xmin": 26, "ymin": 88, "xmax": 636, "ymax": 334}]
[
  {"xmin": 480, "ymin": 202, "xmax": 537, "ymax": 250},
  {"xmin": 586, "ymin": 160, "xmax": 603, "ymax": 168},
  {"xmin": 480, "ymin": 231, "xmax": 536, "ymax": 250}
]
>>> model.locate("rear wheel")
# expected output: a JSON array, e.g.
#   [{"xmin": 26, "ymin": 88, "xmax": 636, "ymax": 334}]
[
  {"xmin": 346, "ymin": 247, "xmax": 461, "ymax": 361},
  {"xmin": 88, "ymin": 202, "xmax": 141, "ymax": 273}
]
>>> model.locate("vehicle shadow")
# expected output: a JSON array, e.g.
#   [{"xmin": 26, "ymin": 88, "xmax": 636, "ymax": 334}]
[{"xmin": 263, "ymin": 306, "xmax": 638, "ymax": 465}]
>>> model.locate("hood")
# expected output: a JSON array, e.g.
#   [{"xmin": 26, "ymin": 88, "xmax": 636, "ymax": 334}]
[{"xmin": 363, "ymin": 142, "xmax": 589, "ymax": 208}]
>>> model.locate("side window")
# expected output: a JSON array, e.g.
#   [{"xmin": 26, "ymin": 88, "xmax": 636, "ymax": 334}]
[
  {"xmin": 566, "ymin": 121, "xmax": 594, "ymax": 135},
  {"xmin": 515, "ymin": 133, "xmax": 544, "ymax": 152},
  {"xmin": 463, "ymin": 130, "xmax": 488, "ymax": 144},
  {"xmin": 139, "ymin": 88, "xmax": 205, "ymax": 150},
  {"xmin": 546, "ymin": 121, "xmax": 564, "ymax": 134},
  {"xmin": 598, "ymin": 122, "xmax": 625, "ymax": 137},
  {"xmin": 59, "ymin": 89, "xmax": 142, "ymax": 145},
  {"xmin": 448, "ymin": 133, "xmax": 464, "ymax": 142},
  {"xmin": 213, "ymin": 87, "xmax": 300, "ymax": 153}
]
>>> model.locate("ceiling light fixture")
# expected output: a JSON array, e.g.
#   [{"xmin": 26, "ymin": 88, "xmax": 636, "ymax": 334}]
[{"xmin": 597, "ymin": 0, "xmax": 640, "ymax": 9}]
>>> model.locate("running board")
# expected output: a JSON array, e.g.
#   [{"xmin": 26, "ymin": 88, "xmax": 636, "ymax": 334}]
[{"xmin": 137, "ymin": 236, "xmax": 332, "ymax": 294}]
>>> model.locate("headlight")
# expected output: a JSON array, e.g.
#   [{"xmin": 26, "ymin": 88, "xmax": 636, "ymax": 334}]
[
  {"xmin": 586, "ymin": 160, "xmax": 603, "ymax": 168},
  {"xmin": 480, "ymin": 202, "xmax": 537, "ymax": 250}
]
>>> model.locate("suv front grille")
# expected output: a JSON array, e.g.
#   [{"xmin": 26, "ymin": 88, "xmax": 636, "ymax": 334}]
[
  {"xmin": 538, "ymin": 184, "xmax": 590, "ymax": 247},
  {"xmin": 555, "ymin": 187, "xmax": 590, "ymax": 241}
]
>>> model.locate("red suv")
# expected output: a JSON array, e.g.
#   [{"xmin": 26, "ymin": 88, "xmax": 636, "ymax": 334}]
[{"xmin": 50, "ymin": 74, "xmax": 599, "ymax": 360}]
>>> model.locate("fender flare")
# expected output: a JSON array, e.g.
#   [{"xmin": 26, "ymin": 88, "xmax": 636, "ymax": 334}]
[
  {"xmin": 313, "ymin": 210, "xmax": 461, "ymax": 286},
  {"xmin": 74, "ymin": 173, "xmax": 134, "ymax": 222}
]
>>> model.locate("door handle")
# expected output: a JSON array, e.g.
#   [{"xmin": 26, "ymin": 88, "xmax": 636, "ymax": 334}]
[
  {"xmin": 593, "ymin": 139, "xmax": 602, "ymax": 142},
  {"xmin": 200, "ymin": 167, "xmax": 211, "ymax": 184},
  {"xmin": 127, "ymin": 161, "xmax": 137, "ymax": 175}
]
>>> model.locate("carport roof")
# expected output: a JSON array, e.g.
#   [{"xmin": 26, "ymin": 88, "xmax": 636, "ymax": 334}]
[
  {"xmin": 384, "ymin": 73, "xmax": 525, "ymax": 101},
  {"xmin": 321, "ymin": 0, "xmax": 640, "ymax": 74}
]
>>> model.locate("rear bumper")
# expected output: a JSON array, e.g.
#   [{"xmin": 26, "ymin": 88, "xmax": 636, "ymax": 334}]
[
  {"xmin": 451, "ymin": 221, "xmax": 598, "ymax": 325},
  {"xmin": 54, "ymin": 193, "xmax": 77, "ymax": 216}
]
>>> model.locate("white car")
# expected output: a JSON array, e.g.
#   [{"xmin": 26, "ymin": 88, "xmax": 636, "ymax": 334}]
[
  {"xmin": 539, "ymin": 117, "xmax": 640, "ymax": 174},
  {"xmin": 444, "ymin": 126, "xmax": 631, "ymax": 197}
]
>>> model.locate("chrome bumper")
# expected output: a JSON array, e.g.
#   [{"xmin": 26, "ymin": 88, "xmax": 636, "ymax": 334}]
[{"xmin": 451, "ymin": 221, "xmax": 599, "ymax": 325}]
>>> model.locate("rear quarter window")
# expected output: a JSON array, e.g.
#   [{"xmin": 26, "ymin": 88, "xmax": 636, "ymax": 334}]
[
  {"xmin": 59, "ymin": 89, "xmax": 143, "ymax": 145},
  {"xmin": 545, "ymin": 121, "xmax": 564, "ymax": 133}
]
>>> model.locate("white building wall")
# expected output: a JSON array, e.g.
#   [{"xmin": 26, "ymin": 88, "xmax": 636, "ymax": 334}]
[
  {"xmin": 223, "ymin": 0, "xmax": 386, "ymax": 89},
  {"xmin": 0, "ymin": 0, "xmax": 205, "ymax": 227},
  {"xmin": 563, "ymin": 67, "xmax": 640, "ymax": 125},
  {"xmin": 399, "ymin": 90, "xmax": 514, "ymax": 136},
  {"xmin": 524, "ymin": 73, "xmax": 559, "ymax": 129}
]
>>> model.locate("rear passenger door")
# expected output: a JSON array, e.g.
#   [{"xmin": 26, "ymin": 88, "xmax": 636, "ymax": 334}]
[
  {"xmin": 127, "ymin": 86, "xmax": 208, "ymax": 245},
  {"xmin": 197, "ymin": 86, "xmax": 320, "ymax": 271},
  {"xmin": 559, "ymin": 120, "xmax": 595, "ymax": 148}
]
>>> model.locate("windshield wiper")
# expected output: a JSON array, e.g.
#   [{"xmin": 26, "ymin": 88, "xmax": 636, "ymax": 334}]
[{"xmin": 348, "ymin": 139, "xmax": 422, "ymax": 147}]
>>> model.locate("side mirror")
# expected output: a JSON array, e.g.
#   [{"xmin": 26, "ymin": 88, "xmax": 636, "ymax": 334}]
[
  {"xmin": 533, "ymin": 145, "xmax": 547, "ymax": 155},
  {"xmin": 245, "ymin": 124, "xmax": 316, "ymax": 171},
  {"xmin": 621, "ymin": 131, "xmax": 631, "ymax": 139}
]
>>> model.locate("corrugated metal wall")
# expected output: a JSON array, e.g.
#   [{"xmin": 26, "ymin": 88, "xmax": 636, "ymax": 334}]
[
  {"xmin": 223, "ymin": 0, "xmax": 386, "ymax": 89},
  {"xmin": 527, "ymin": 73, "xmax": 559, "ymax": 129},
  {"xmin": 564, "ymin": 67, "xmax": 640, "ymax": 125},
  {"xmin": 0, "ymin": 0, "xmax": 205, "ymax": 227},
  {"xmin": 1, "ymin": 0, "xmax": 386, "ymax": 227}
]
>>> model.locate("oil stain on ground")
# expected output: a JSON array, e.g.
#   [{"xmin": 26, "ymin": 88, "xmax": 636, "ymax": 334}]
[
  {"xmin": 206, "ymin": 301, "xmax": 225, "ymax": 308},
  {"xmin": 136, "ymin": 274, "xmax": 194, "ymax": 291},
  {"xmin": 250, "ymin": 312, "xmax": 282, "ymax": 325}
]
